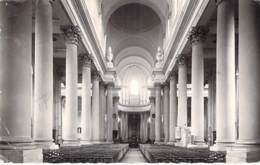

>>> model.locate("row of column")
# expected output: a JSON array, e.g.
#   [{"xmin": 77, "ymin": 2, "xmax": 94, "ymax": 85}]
[
  {"xmin": 153, "ymin": 0, "xmax": 260, "ymax": 150},
  {"xmin": 0, "ymin": 0, "xmax": 116, "ymax": 148},
  {"xmin": 154, "ymin": 64, "xmax": 187, "ymax": 144}
]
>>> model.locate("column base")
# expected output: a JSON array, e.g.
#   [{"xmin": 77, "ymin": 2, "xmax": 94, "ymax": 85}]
[
  {"xmin": 187, "ymin": 139, "xmax": 209, "ymax": 149},
  {"xmin": 60, "ymin": 140, "xmax": 80, "ymax": 147},
  {"xmin": 167, "ymin": 141, "xmax": 176, "ymax": 145},
  {"xmin": 80, "ymin": 140, "xmax": 93, "ymax": 145},
  {"xmin": 33, "ymin": 141, "xmax": 59, "ymax": 150},
  {"xmin": 225, "ymin": 143, "xmax": 260, "ymax": 163},
  {"xmin": 0, "ymin": 144, "xmax": 42, "ymax": 163},
  {"xmin": 210, "ymin": 142, "xmax": 235, "ymax": 151},
  {"xmin": 106, "ymin": 140, "xmax": 113, "ymax": 143},
  {"xmin": 226, "ymin": 150, "xmax": 260, "ymax": 163},
  {"xmin": 90, "ymin": 141, "xmax": 106, "ymax": 144},
  {"xmin": 175, "ymin": 126, "xmax": 182, "ymax": 140},
  {"xmin": 154, "ymin": 141, "xmax": 164, "ymax": 145}
]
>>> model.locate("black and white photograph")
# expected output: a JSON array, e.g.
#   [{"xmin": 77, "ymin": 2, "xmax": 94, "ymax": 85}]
[{"xmin": 0, "ymin": 0, "xmax": 260, "ymax": 163}]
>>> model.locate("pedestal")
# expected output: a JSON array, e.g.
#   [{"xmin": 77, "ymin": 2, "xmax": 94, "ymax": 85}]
[{"xmin": 0, "ymin": 144, "xmax": 43, "ymax": 163}]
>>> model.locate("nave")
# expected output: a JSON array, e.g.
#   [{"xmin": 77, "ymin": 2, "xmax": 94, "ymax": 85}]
[{"xmin": 2, "ymin": 0, "xmax": 260, "ymax": 163}]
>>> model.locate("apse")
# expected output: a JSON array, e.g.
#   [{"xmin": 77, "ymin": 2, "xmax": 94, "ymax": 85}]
[{"xmin": 119, "ymin": 65, "xmax": 150, "ymax": 105}]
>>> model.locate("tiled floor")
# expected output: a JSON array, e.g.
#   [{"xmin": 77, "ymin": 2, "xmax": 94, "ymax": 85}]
[{"xmin": 121, "ymin": 148, "xmax": 147, "ymax": 163}]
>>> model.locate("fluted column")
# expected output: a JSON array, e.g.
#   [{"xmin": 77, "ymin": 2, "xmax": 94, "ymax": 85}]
[
  {"xmin": 238, "ymin": 0, "xmax": 260, "ymax": 146},
  {"xmin": 80, "ymin": 54, "xmax": 92, "ymax": 143},
  {"xmin": 189, "ymin": 26, "xmax": 208, "ymax": 144},
  {"xmin": 177, "ymin": 56, "xmax": 188, "ymax": 128},
  {"xmin": 61, "ymin": 25, "xmax": 80, "ymax": 144},
  {"xmin": 99, "ymin": 82, "xmax": 106, "ymax": 141},
  {"xmin": 169, "ymin": 72, "xmax": 178, "ymax": 143},
  {"xmin": 106, "ymin": 83, "xmax": 114, "ymax": 142},
  {"xmin": 149, "ymin": 97, "xmax": 155, "ymax": 141},
  {"xmin": 92, "ymin": 72, "xmax": 100, "ymax": 142},
  {"xmin": 213, "ymin": 0, "xmax": 236, "ymax": 150},
  {"xmin": 33, "ymin": 0, "xmax": 54, "ymax": 146},
  {"xmin": 0, "ymin": 0, "xmax": 33, "ymax": 145},
  {"xmin": 163, "ymin": 84, "xmax": 169, "ymax": 142},
  {"xmin": 155, "ymin": 84, "xmax": 161, "ymax": 143}
]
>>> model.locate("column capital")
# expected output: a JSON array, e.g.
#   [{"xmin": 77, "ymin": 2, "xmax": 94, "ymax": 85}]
[
  {"xmin": 79, "ymin": 53, "xmax": 92, "ymax": 67},
  {"xmin": 188, "ymin": 26, "xmax": 209, "ymax": 45},
  {"xmin": 55, "ymin": 66, "xmax": 64, "ymax": 79},
  {"xmin": 163, "ymin": 83, "xmax": 169, "ymax": 90},
  {"xmin": 106, "ymin": 82, "xmax": 115, "ymax": 90},
  {"xmin": 92, "ymin": 71, "xmax": 101, "ymax": 81},
  {"xmin": 61, "ymin": 25, "xmax": 81, "ymax": 45},
  {"xmin": 154, "ymin": 83, "xmax": 162, "ymax": 89},
  {"xmin": 149, "ymin": 96, "xmax": 155, "ymax": 102},
  {"xmin": 177, "ymin": 55, "xmax": 187, "ymax": 65},
  {"xmin": 169, "ymin": 71, "xmax": 177, "ymax": 80},
  {"xmin": 113, "ymin": 96, "xmax": 120, "ymax": 102}
]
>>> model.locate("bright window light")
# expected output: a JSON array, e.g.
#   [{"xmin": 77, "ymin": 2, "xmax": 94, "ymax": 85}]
[{"xmin": 130, "ymin": 79, "xmax": 139, "ymax": 95}]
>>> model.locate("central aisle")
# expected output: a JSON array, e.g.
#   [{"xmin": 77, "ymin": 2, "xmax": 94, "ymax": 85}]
[{"xmin": 121, "ymin": 148, "xmax": 147, "ymax": 163}]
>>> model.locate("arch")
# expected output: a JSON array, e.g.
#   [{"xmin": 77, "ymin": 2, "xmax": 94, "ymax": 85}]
[
  {"xmin": 116, "ymin": 56, "xmax": 153, "ymax": 75},
  {"xmin": 104, "ymin": 0, "xmax": 166, "ymax": 32},
  {"xmin": 113, "ymin": 36, "xmax": 158, "ymax": 61},
  {"xmin": 115, "ymin": 47, "xmax": 155, "ymax": 67},
  {"xmin": 118, "ymin": 63, "xmax": 151, "ymax": 80}
]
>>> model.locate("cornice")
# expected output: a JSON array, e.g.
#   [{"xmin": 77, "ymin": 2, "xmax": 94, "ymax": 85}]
[
  {"xmin": 161, "ymin": 0, "xmax": 210, "ymax": 81},
  {"xmin": 60, "ymin": 0, "xmax": 114, "ymax": 83}
]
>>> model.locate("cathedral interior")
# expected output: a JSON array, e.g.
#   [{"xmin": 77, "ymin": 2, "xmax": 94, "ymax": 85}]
[{"xmin": 0, "ymin": 0, "xmax": 260, "ymax": 163}]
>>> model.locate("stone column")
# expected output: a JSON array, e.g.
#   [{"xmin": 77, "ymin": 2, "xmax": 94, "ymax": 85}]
[
  {"xmin": 225, "ymin": 1, "xmax": 260, "ymax": 162},
  {"xmin": 188, "ymin": 26, "xmax": 208, "ymax": 144},
  {"xmin": 121, "ymin": 113, "xmax": 126, "ymax": 141},
  {"xmin": 106, "ymin": 83, "xmax": 114, "ymax": 142},
  {"xmin": 53, "ymin": 67, "xmax": 64, "ymax": 145},
  {"xmin": 163, "ymin": 84, "xmax": 169, "ymax": 142},
  {"xmin": 80, "ymin": 54, "xmax": 92, "ymax": 143},
  {"xmin": 207, "ymin": 71, "xmax": 216, "ymax": 146},
  {"xmin": 155, "ymin": 84, "xmax": 161, "ymax": 143},
  {"xmin": 144, "ymin": 112, "xmax": 148, "ymax": 142},
  {"xmin": 169, "ymin": 72, "xmax": 178, "ymax": 143},
  {"xmin": 213, "ymin": 0, "xmax": 236, "ymax": 150},
  {"xmin": 0, "ymin": 0, "xmax": 43, "ymax": 162},
  {"xmin": 125, "ymin": 113, "xmax": 128, "ymax": 140},
  {"xmin": 33, "ymin": 0, "xmax": 54, "ymax": 147},
  {"xmin": 61, "ymin": 25, "xmax": 80, "ymax": 144},
  {"xmin": 177, "ymin": 56, "xmax": 188, "ymax": 128},
  {"xmin": 99, "ymin": 82, "xmax": 106, "ymax": 141},
  {"xmin": 149, "ymin": 96, "xmax": 155, "ymax": 141},
  {"xmin": 140, "ymin": 113, "xmax": 144, "ymax": 142},
  {"xmin": 238, "ymin": 0, "xmax": 260, "ymax": 148},
  {"xmin": 92, "ymin": 72, "xmax": 100, "ymax": 142},
  {"xmin": 113, "ymin": 96, "xmax": 120, "ymax": 139}
]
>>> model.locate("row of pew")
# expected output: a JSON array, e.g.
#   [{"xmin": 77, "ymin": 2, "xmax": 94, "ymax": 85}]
[
  {"xmin": 140, "ymin": 144, "xmax": 226, "ymax": 163},
  {"xmin": 43, "ymin": 144, "xmax": 129, "ymax": 163}
]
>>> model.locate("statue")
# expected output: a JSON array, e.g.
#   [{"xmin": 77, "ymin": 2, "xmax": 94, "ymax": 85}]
[
  {"xmin": 107, "ymin": 46, "xmax": 114, "ymax": 68},
  {"xmin": 155, "ymin": 47, "xmax": 164, "ymax": 68}
]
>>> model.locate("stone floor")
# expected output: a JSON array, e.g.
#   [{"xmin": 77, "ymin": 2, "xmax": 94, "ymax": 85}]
[{"xmin": 120, "ymin": 148, "xmax": 147, "ymax": 163}]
